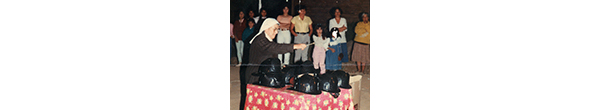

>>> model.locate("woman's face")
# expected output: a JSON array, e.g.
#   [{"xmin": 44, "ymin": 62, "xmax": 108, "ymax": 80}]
[
  {"xmin": 335, "ymin": 9, "xmax": 341, "ymax": 17},
  {"xmin": 283, "ymin": 7, "xmax": 289, "ymax": 14},
  {"xmin": 248, "ymin": 11, "xmax": 255, "ymax": 17},
  {"xmin": 239, "ymin": 11, "xmax": 245, "ymax": 19},
  {"xmin": 261, "ymin": 10, "xmax": 267, "ymax": 17},
  {"xmin": 362, "ymin": 14, "xmax": 369, "ymax": 22},
  {"xmin": 265, "ymin": 25, "xmax": 280, "ymax": 40}
]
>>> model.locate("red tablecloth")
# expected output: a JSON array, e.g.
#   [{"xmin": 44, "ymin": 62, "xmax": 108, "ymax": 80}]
[{"xmin": 244, "ymin": 84, "xmax": 354, "ymax": 110}]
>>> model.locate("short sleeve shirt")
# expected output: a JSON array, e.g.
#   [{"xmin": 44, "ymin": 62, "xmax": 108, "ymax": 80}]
[{"xmin": 291, "ymin": 16, "xmax": 312, "ymax": 33}]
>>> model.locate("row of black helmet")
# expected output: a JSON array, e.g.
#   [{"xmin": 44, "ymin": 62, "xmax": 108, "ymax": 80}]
[{"xmin": 252, "ymin": 58, "xmax": 351, "ymax": 98}]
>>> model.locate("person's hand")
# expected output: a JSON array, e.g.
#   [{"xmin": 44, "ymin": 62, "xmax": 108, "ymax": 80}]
[
  {"xmin": 328, "ymin": 48, "xmax": 335, "ymax": 53},
  {"xmin": 293, "ymin": 33, "xmax": 298, "ymax": 37},
  {"xmin": 340, "ymin": 26, "xmax": 347, "ymax": 31},
  {"xmin": 293, "ymin": 44, "xmax": 307, "ymax": 50}
]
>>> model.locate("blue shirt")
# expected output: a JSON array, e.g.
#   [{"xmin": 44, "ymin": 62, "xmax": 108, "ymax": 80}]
[{"xmin": 242, "ymin": 27, "xmax": 254, "ymax": 41}]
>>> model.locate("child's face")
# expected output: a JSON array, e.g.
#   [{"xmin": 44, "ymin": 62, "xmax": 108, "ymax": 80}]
[
  {"xmin": 248, "ymin": 22, "xmax": 254, "ymax": 28},
  {"xmin": 332, "ymin": 30, "xmax": 338, "ymax": 38},
  {"xmin": 316, "ymin": 27, "xmax": 322, "ymax": 35}
]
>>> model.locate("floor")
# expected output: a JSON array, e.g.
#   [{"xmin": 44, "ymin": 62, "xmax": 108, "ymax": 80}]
[{"xmin": 230, "ymin": 60, "xmax": 370, "ymax": 110}]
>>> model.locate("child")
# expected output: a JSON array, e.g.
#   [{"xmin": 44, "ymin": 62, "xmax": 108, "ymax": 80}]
[
  {"xmin": 326, "ymin": 27, "xmax": 343, "ymax": 71},
  {"xmin": 312, "ymin": 24, "xmax": 329, "ymax": 74},
  {"xmin": 242, "ymin": 19, "xmax": 256, "ymax": 43}
]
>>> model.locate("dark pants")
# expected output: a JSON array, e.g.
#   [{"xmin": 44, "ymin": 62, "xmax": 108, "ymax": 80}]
[
  {"xmin": 238, "ymin": 37, "xmax": 253, "ymax": 110},
  {"xmin": 231, "ymin": 38, "xmax": 236, "ymax": 58},
  {"xmin": 340, "ymin": 43, "xmax": 349, "ymax": 62}
]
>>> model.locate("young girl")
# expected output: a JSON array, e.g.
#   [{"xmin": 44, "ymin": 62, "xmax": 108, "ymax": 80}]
[
  {"xmin": 326, "ymin": 27, "xmax": 343, "ymax": 71},
  {"xmin": 312, "ymin": 24, "xmax": 329, "ymax": 74}
]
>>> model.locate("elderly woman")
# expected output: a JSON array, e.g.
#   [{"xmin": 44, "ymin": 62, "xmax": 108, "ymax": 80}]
[
  {"xmin": 239, "ymin": 18, "xmax": 307, "ymax": 110},
  {"xmin": 353, "ymin": 12, "xmax": 370, "ymax": 74},
  {"xmin": 246, "ymin": 18, "xmax": 307, "ymax": 82}
]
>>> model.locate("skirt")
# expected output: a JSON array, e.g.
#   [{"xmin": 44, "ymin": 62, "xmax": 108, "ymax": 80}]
[
  {"xmin": 326, "ymin": 44, "xmax": 342, "ymax": 70},
  {"xmin": 351, "ymin": 42, "xmax": 370, "ymax": 63}
]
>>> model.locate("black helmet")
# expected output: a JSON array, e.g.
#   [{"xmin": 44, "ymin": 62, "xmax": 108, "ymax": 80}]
[
  {"xmin": 258, "ymin": 58, "xmax": 281, "ymax": 74},
  {"xmin": 252, "ymin": 58, "xmax": 285, "ymax": 88},
  {"xmin": 288, "ymin": 73, "xmax": 321, "ymax": 95},
  {"xmin": 332, "ymin": 70, "xmax": 352, "ymax": 89},
  {"xmin": 296, "ymin": 61, "xmax": 316, "ymax": 74},
  {"xmin": 319, "ymin": 72, "xmax": 341, "ymax": 98},
  {"xmin": 254, "ymin": 72, "xmax": 285, "ymax": 88},
  {"xmin": 281, "ymin": 66, "xmax": 297, "ymax": 84}
]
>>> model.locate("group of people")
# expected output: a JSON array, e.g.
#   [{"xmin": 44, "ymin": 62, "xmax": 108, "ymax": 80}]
[
  {"xmin": 230, "ymin": 4, "xmax": 369, "ymax": 110},
  {"xmin": 230, "ymin": 5, "xmax": 370, "ymax": 74}
]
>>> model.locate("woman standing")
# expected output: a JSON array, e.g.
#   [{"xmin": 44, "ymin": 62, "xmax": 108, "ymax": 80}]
[
  {"xmin": 328, "ymin": 7, "xmax": 349, "ymax": 62},
  {"xmin": 353, "ymin": 12, "xmax": 370, "ymax": 74},
  {"xmin": 277, "ymin": 5, "xmax": 293, "ymax": 66},
  {"xmin": 233, "ymin": 10, "xmax": 247, "ymax": 66}
]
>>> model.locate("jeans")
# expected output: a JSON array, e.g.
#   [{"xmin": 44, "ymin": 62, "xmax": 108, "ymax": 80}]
[{"xmin": 235, "ymin": 40, "xmax": 244, "ymax": 63}]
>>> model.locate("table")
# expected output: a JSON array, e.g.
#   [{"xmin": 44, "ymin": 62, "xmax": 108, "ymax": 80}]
[{"xmin": 244, "ymin": 84, "xmax": 354, "ymax": 110}]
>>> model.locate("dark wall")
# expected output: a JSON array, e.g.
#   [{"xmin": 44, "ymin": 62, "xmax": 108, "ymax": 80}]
[{"xmin": 291, "ymin": 0, "xmax": 369, "ymax": 40}]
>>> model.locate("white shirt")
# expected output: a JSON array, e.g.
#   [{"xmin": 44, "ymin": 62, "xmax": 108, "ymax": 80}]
[
  {"xmin": 312, "ymin": 35, "xmax": 330, "ymax": 51},
  {"xmin": 253, "ymin": 17, "xmax": 259, "ymax": 23},
  {"xmin": 329, "ymin": 18, "xmax": 347, "ymax": 43}
]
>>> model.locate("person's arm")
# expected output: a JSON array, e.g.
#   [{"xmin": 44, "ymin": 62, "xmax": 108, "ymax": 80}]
[
  {"xmin": 340, "ymin": 18, "xmax": 347, "ymax": 32},
  {"xmin": 261, "ymin": 40, "xmax": 306, "ymax": 55},
  {"xmin": 308, "ymin": 24, "xmax": 313, "ymax": 38},
  {"xmin": 324, "ymin": 38, "xmax": 332, "ymax": 52},
  {"xmin": 230, "ymin": 24, "xmax": 235, "ymax": 38},
  {"xmin": 308, "ymin": 18, "xmax": 313, "ymax": 37},
  {"xmin": 355, "ymin": 23, "xmax": 368, "ymax": 38},
  {"xmin": 290, "ymin": 23, "xmax": 297, "ymax": 37}
]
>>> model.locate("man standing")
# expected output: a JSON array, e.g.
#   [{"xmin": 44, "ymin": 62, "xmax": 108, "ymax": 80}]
[{"xmin": 290, "ymin": 5, "xmax": 312, "ymax": 63}]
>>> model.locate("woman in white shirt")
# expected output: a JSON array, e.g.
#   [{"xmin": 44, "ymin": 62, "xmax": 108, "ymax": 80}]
[
  {"xmin": 312, "ymin": 24, "xmax": 329, "ymax": 74},
  {"xmin": 328, "ymin": 7, "xmax": 349, "ymax": 62}
]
